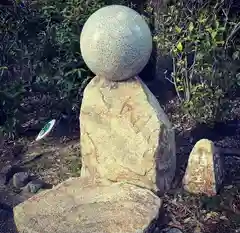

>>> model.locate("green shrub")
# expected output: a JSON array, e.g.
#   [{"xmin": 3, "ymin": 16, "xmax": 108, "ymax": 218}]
[
  {"xmin": 0, "ymin": 0, "xmax": 107, "ymax": 138},
  {"xmin": 153, "ymin": 0, "xmax": 240, "ymax": 125}
]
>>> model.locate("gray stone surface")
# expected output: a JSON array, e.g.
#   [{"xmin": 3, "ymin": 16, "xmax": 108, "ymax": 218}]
[
  {"xmin": 13, "ymin": 172, "xmax": 29, "ymax": 189},
  {"xmin": 14, "ymin": 177, "xmax": 162, "ymax": 233},
  {"xmin": 80, "ymin": 5, "xmax": 152, "ymax": 81}
]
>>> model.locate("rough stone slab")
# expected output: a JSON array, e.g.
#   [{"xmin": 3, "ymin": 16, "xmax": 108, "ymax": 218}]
[
  {"xmin": 183, "ymin": 139, "xmax": 224, "ymax": 196},
  {"xmin": 80, "ymin": 76, "xmax": 176, "ymax": 193},
  {"xmin": 14, "ymin": 177, "xmax": 162, "ymax": 233}
]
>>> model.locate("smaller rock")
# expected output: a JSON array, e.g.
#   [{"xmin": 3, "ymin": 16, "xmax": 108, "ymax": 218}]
[
  {"xmin": 23, "ymin": 180, "xmax": 45, "ymax": 193},
  {"xmin": 183, "ymin": 139, "xmax": 224, "ymax": 196},
  {"xmin": 13, "ymin": 172, "xmax": 29, "ymax": 189}
]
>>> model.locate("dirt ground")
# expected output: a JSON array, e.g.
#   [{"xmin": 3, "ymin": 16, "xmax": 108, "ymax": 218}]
[
  {"xmin": 0, "ymin": 137, "xmax": 81, "ymax": 186},
  {"xmin": 0, "ymin": 122, "xmax": 240, "ymax": 233}
]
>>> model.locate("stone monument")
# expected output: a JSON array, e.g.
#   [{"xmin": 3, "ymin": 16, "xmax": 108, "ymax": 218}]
[
  {"xmin": 14, "ymin": 5, "xmax": 176, "ymax": 233},
  {"xmin": 80, "ymin": 4, "xmax": 176, "ymax": 194}
]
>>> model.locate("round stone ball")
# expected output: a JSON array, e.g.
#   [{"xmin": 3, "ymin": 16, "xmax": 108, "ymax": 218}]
[{"xmin": 80, "ymin": 5, "xmax": 152, "ymax": 81}]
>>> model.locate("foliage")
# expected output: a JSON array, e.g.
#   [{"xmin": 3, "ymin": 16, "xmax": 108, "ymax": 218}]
[
  {"xmin": 0, "ymin": 0, "xmax": 106, "ymax": 138},
  {"xmin": 153, "ymin": 0, "xmax": 240, "ymax": 125},
  {"xmin": 3, "ymin": 0, "xmax": 239, "ymax": 138},
  {"xmin": 0, "ymin": 0, "xmax": 139, "ymax": 138}
]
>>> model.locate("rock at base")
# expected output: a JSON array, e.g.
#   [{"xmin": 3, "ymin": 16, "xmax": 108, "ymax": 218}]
[
  {"xmin": 14, "ymin": 177, "xmax": 162, "ymax": 233},
  {"xmin": 183, "ymin": 139, "xmax": 224, "ymax": 196},
  {"xmin": 23, "ymin": 180, "xmax": 45, "ymax": 193},
  {"xmin": 80, "ymin": 76, "xmax": 176, "ymax": 193},
  {"xmin": 13, "ymin": 172, "xmax": 29, "ymax": 189}
]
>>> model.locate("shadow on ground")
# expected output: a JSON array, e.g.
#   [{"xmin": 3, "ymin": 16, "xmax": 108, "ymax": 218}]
[
  {"xmin": 0, "ymin": 208, "xmax": 19, "ymax": 233},
  {"xmin": 0, "ymin": 191, "xmax": 21, "ymax": 233}
]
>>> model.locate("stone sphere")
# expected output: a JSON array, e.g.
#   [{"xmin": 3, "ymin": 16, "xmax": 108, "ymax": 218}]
[{"xmin": 80, "ymin": 5, "xmax": 152, "ymax": 81}]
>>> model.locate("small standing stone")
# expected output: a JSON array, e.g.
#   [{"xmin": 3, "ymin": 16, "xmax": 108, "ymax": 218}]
[
  {"xmin": 183, "ymin": 139, "xmax": 224, "ymax": 196},
  {"xmin": 13, "ymin": 172, "xmax": 29, "ymax": 189}
]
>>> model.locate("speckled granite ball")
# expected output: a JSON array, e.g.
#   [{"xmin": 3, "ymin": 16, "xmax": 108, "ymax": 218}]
[{"xmin": 80, "ymin": 5, "xmax": 152, "ymax": 81}]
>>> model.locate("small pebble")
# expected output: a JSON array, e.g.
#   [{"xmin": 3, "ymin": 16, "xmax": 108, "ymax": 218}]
[
  {"xmin": 24, "ymin": 180, "xmax": 45, "ymax": 193},
  {"xmin": 13, "ymin": 172, "xmax": 29, "ymax": 188}
]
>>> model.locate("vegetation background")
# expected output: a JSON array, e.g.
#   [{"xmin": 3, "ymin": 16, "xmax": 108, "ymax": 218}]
[{"xmin": 0, "ymin": 0, "xmax": 239, "ymax": 138}]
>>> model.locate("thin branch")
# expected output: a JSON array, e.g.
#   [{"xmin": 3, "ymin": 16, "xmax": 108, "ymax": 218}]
[
  {"xmin": 184, "ymin": 55, "xmax": 191, "ymax": 102},
  {"xmin": 225, "ymin": 21, "xmax": 240, "ymax": 48},
  {"xmin": 164, "ymin": 75, "xmax": 174, "ymax": 85},
  {"xmin": 172, "ymin": 57, "xmax": 183, "ymax": 102},
  {"xmin": 189, "ymin": 49, "xmax": 197, "ymax": 81}
]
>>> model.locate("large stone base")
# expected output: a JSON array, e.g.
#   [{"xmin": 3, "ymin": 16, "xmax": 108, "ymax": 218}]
[{"xmin": 14, "ymin": 177, "xmax": 161, "ymax": 233}]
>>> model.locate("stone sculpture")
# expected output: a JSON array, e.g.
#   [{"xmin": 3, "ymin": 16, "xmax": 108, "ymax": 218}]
[
  {"xmin": 80, "ymin": 4, "xmax": 176, "ymax": 194},
  {"xmin": 14, "ymin": 5, "xmax": 176, "ymax": 233},
  {"xmin": 80, "ymin": 5, "xmax": 152, "ymax": 81}
]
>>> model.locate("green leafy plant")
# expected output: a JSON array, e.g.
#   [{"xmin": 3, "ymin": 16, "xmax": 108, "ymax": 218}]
[
  {"xmin": 153, "ymin": 0, "xmax": 240, "ymax": 124},
  {"xmin": 0, "ymin": 0, "xmax": 108, "ymax": 138}
]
